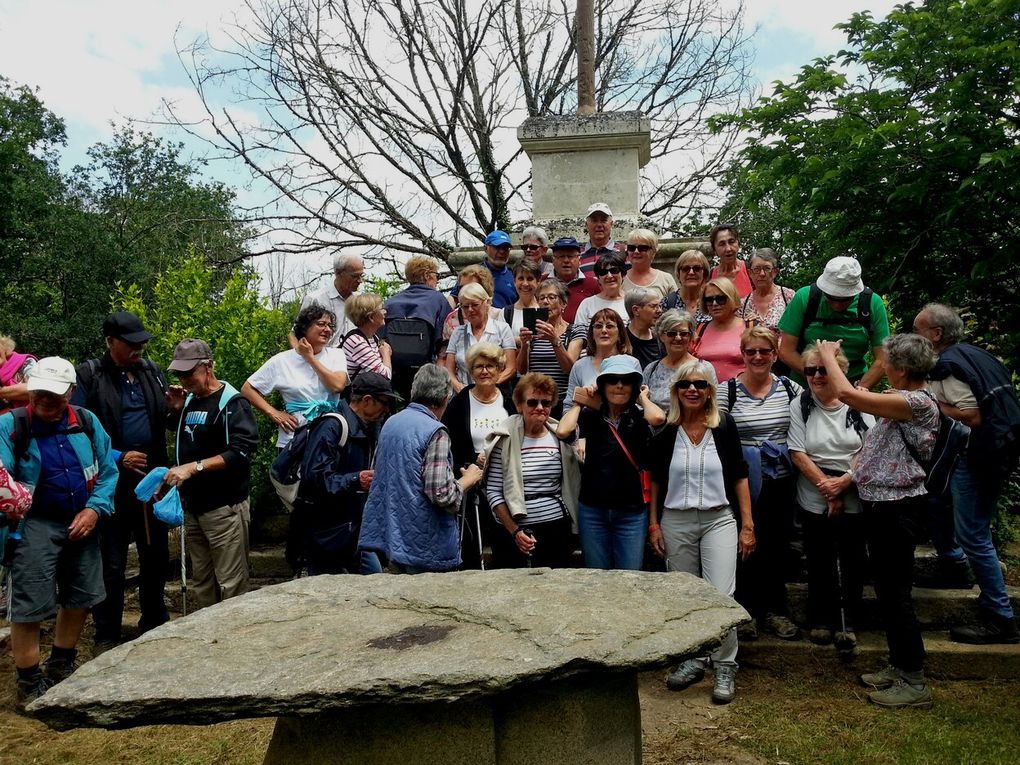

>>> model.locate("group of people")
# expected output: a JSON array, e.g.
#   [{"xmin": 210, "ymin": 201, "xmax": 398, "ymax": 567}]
[{"xmin": 2, "ymin": 207, "xmax": 1018, "ymax": 716}]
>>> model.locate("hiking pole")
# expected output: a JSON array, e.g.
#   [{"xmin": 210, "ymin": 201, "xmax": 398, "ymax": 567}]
[
  {"xmin": 519, "ymin": 527, "xmax": 534, "ymax": 569},
  {"xmin": 472, "ymin": 493, "xmax": 486, "ymax": 571},
  {"xmin": 180, "ymin": 524, "xmax": 188, "ymax": 617}
]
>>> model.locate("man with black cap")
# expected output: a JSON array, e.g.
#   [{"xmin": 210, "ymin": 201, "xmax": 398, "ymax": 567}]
[
  {"xmin": 164, "ymin": 339, "xmax": 260, "ymax": 609},
  {"xmin": 292, "ymin": 371, "xmax": 397, "ymax": 575},
  {"xmin": 549, "ymin": 236, "xmax": 599, "ymax": 324},
  {"xmin": 72, "ymin": 311, "xmax": 172, "ymax": 648}
]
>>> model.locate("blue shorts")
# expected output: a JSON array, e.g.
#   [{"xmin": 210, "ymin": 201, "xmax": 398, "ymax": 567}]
[{"xmin": 8, "ymin": 515, "xmax": 105, "ymax": 623}]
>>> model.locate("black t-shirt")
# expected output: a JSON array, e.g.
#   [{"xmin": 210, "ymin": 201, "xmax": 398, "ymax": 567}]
[
  {"xmin": 577, "ymin": 406, "xmax": 650, "ymax": 512},
  {"xmin": 176, "ymin": 388, "xmax": 260, "ymax": 514},
  {"xmin": 627, "ymin": 330, "xmax": 663, "ymax": 369}
]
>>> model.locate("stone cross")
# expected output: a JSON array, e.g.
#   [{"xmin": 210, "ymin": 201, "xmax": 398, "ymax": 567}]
[{"xmin": 576, "ymin": 0, "xmax": 596, "ymax": 115}]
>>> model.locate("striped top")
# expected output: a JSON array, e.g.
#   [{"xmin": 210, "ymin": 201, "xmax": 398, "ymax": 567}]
[
  {"xmin": 717, "ymin": 376, "xmax": 801, "ymax": 478},
  {"xmin": 526, "ymin": 325, "xmax": 583, "ymax": 394},
  {"xmin": 342, "ymin": 331, "xmax": 391, "ymax": 379},
  {"xmin": 485, "ymin": 430, "xmax": 564, "ymax": 524}
]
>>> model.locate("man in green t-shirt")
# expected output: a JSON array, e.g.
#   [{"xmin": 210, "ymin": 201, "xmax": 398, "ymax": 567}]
[{"xmin": 778, "ymin": 256, "xmax": 890, "ymax": 388}]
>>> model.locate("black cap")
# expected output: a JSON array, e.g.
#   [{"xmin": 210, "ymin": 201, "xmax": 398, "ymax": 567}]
[
  {"xmin": 103, "ymin": 311, "xmax": 153, "ymax": 344},
  {"xmin": 351, "ymin": 371, "xmax": 401, "ymax": 403}
]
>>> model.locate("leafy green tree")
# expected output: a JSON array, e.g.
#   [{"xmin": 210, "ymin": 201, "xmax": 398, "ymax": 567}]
[
  {"xmin": 715, "ymin": 0, "xmax": 1020, "ymax": 363},
  {"xmin": 116, "ymin": 253, "xmax": 293, "ymax": 524}
]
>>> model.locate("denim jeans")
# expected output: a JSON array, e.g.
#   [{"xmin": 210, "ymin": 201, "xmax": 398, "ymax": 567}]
[
  {"xmin": 950, "ymin": 461, "xmax": 1015, "ymax": 619},
  {"xmin": 578, "ymin": 502, "xmax": 648, "ymax": 570}
]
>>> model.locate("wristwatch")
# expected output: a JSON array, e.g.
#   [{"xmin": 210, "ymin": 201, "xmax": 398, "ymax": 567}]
[{"xmin": 195, "ymin": 461, "xmax": 205, "ymax": 473}]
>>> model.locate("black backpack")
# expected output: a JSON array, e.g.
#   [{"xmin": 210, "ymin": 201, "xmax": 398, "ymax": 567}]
[
  {"xmin": 799, "ymin": 390, "xmax": 870, "ymax": 437},
  {"xmin": 796, "ymin": 284, "xmax": 874, "ymax": 353},
  {"xmin": 384, "ymin": 317, "xmax": 435, "ymax": 371},
  {"xmin": 271, "ymin": 412, "xmax": 349, "ymax": 507},
  {"xmin": 897, "ymin": 392, "xmax": 970, "ymax": 497},
  {"xmin": 725, "ymin": 376, "xmax": 797, "ymax": 412}
]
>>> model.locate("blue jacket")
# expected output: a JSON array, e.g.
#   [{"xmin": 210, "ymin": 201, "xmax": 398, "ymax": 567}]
[
  {"xmin": 0, "ymin": 406, "xmax": 119, "ymax": 517},
  {"xmin": 358, "ymin": 403, "xmax": 460, "ymax": 571}
]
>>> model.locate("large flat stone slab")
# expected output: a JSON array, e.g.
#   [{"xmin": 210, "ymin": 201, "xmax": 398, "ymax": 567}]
[{"xmin": 31, "ymin": 568, "xmax": 746, "ymax": 730}]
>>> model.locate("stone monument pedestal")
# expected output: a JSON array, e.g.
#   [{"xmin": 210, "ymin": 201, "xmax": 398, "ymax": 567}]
[{"xmin": 265, "ymin": 672, "xmax": 640, "ymax": 765}]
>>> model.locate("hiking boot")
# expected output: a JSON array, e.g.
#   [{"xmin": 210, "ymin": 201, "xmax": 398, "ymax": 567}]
[
  {"xmin": 737, "ymin": 620, "xmax": 758, "ymax": 641},
  {"xmin": 867, "ymin": 678, "xmax": 933, "ymax": 710},
  {"xmin": 712, "ymin": 662, "xmax": 737, "ymax": 705},
  {"xmin": 950, "ymin": 612, "xmax": 1020, "ymax": 645},
  {"xmin": 44, "ymin": 655, "xmax": 80, "ymax": 684},
  {"xmin": 834, "ymin": 630, "xmax": 858, "ymax": 655},
  {"xmin": 860, "ymin": 665, "xmax": 902, "ymax": 690},
  {"xmin": 763, "ymin": 613, "xmax": 800, "ymax": 640},
  {"xmin": 914, "ymin": 558, "xmax": 974, "ymax": 590},
  {"xmin": 808, "ymin": 626, "xmax": 833, "ymax": 645},
  {"xmin": 666, "ymin": 659, "xmax": 705, "ymax": 691},
  {"xmin": 15, "ymin": 671, "xmax": 53, "ymax": 711}
]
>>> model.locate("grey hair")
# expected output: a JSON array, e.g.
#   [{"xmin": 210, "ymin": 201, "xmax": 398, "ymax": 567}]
[
  {"xmin": 332, "ymin": 253, "xmax": 364, "ymax": 273},
  {"xmin": 625, "ymin": 287, "xmax": 657, "ymax": 319},
  {"xmin": 655, "ymin": 309, "xmax": 695, "ymax": 337},
  {"xmin": 410, "ymin": 363, "xmax": 453, "ymax": 407},
  {"xmin": 921, "ymin": 303, "xmax": 965, "ymax": 346},
  {"xmin": 884, "ymin": 334, "xmax": 938, "ymax": 381},
  {"xmin": 536, "ymin": 278, "xmax": 569, "ymax": 304},
  {"xmin": 751, "ymin": 248, "xmax": 780, "ymax": 268},
  {"xmin": 521, "ymin": 225, "xmax": 549, "ymax": 246}
]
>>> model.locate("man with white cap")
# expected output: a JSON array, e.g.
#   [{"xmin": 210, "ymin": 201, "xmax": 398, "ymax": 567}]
[
  {"xmin": 164, "ymin": 339, "xmax": 260, "ymax": 610},
  {"xmin": 778, "ymin": 256, "xmax": 890, "ymax": 388},
  {"xmin": 580, "ymin": 203, "xmax": 624, "ymax": 274},
  {"xmin": 0, "ymin": 357, "xmax": 118, "ymax": 708}
]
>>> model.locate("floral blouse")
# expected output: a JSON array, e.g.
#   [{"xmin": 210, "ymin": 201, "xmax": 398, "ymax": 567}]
[
  {"xmin": 853, "ymin": 389, "xmax": 938, "ymax": 502},
  {"xmin": 738, "ymin": 287, "xmax": 796, "ymax": 333}
]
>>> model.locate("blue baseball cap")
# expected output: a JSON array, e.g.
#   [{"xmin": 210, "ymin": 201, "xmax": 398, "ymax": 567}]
[
  {"xmin": 484, "ymin": 230, "xmax": 512, "ymax": 247},
  {"xmin": 551, "ymin": 236, "xmax": 581, "ymax": 252}
]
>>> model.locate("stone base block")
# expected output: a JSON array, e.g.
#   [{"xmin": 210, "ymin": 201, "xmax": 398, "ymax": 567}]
[{"xmin": 264, "ymin": 671, "xmax": 641, "ymax": 765}]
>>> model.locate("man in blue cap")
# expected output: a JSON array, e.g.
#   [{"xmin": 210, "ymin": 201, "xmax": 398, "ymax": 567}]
[{"xmin": 453, "ymin": 230, "xmax": 518, "ymax": 308}]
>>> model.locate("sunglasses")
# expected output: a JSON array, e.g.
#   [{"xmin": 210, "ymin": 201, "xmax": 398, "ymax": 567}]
[
  {"xmin": 675, "ymin": 379, "xmax": 710, "ymax": 390},
  {"xmin": 803, "ymin": 366, "xmax": 828, "ymax": 377},
  {"xmin": 521, "ymin": 244, "xmax": 542, "ymax": 252},
  {"xmin": 703, "ymin": 295, "xmax": 728, "ymax": 306},
  {"xmin": 525, "ymin": 398, "xmax": 552, "ymax": 409},
  {"xmin": 742, "ymin": 348, "xmax": 774, "ymax": 357},
  {"xmin": 664, "ymin": 330, "xmax": 691, "ymax": 339},
  {"xmin": 626, "ymin": 244, "xmax": 653, "ymax": 253},
  {"xmin": 595, "ymin": 266, "xmax": 624, "ymax": 276},
  {"xmin": 823, "ymin": 292, "xmax": 852, "ymax": 303},
  {"xmin": 601, "ymin": 375, "xmax": 631, "ymax": 386},
  {"xmin": 678, "ymin": 265, "xmax": 704, "ymax": 273}
]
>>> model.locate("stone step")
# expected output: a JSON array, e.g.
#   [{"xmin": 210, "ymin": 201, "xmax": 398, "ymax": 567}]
[{"xmin": 739, "ymin": 631, "xmax": 1020, "ymax": 682}]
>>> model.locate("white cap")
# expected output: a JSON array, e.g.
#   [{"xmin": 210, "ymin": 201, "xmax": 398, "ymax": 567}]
[
  {"xmin": 585, "ymin": 202, "xmax": 613, "ymax": 219},
  {"xmin": 27, "ymin": 357, "xmax": 76, "ymax": 395},
  {"xmin": 815, "ymin": 256, "xmax": 864, "ymax": 298}
]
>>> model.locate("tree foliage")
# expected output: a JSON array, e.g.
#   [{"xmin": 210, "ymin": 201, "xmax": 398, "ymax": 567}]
[
  {"xmin": 171, "ymin": 0, "xmax": 752, "ymax": 264},
  {"xmin": 714, "ymin": 0, "xmax": 1020, "ymax": 361}
]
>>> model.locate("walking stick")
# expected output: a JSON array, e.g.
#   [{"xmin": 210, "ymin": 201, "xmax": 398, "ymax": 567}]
[
  {"xmin": 180, "ymin": 526, "xmax": 188, "ymax": 617},
  {"xmin": 472, "ymin": 493, "xmax": 486, "ymax": 571}
]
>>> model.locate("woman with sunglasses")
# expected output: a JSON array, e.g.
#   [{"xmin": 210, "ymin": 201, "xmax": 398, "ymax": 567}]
[
  {"xmin": 816, "ymin": 335, "xmax": 939, "ymax": 710},
  {"xmin": 717, "ymin": 327, "xmax": 802, "ymax": 641},
  {"xmin": 556, "ymin": 355, "xmax": 665, "ymax": 570},
  {"xmin": 738, "ymin": 249, "xmax": 795, "ymax": 334},
  {"xmin": 573, "ymin": 252, "xmax": 630, "ymax": 332},
  {"xmin": 648, "ymin": 361, "xmax": 754, "ymax": 704},
  {"xmin": 520, "ymin": 226, "xmax": 554, "ymax": 277},
  {"xmin": 517, "ymin": 279, "xmax": 582, "ymax": 418},
  {"xmin": 709, "ymin": 223, "xmax": 752, "ymax": 298},
  {"xmin": 662, "ymin": 250, "xmax": 712, "ymax": 323},
  {"xmin": 484, "ymin": 372, "xmax": 580, "ymax": 568},
  {"xmin": 622, "ymin": 229, "xmax": 676, "ymax": 300},
  {"xmin": 564, "ymin": 308, "xmax": 631, "ymax": 409},
  {"xmin": 788, "ymin": 343, "xmax": 873, "ymax": 654},
  {"xmin": 694, "ymin": 278, "xmax": 751, "ymax": 382},
  {"xmin": 444, "ymin": 283, "xmax": 517, "ymax": 394},
  {"xmin": 643, "ymin": 310, "xmax": 717, "ymax": 410}
]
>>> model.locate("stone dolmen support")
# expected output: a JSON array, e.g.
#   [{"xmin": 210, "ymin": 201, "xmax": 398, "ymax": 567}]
[{"xmin": 31, "ymin": 569, "xmax": 747, "ymax": 765}]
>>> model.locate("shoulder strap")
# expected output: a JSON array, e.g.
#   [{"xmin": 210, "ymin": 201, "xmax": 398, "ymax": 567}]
[
  {"xmin": 847, "ymin": 407, "xmax": 869, "ymax": 435},
  {"xmin": 800, "ymin": 390, "xmax": 814, "ymax": 422},
  {"xmin": 779, "ymin": 376, "xmax": 796, "ymax": 402},
  {"xmin": 70, "ymin": 406, "xmax": 95, "ymax": 440},
  {"xmin": 341, "ymin": 327, "xmax": 364, "ymax": 346},
  {"xmin": 798, "ymin": 285, "xmax": 824, "ymax": 353},
  {"xmin": 606, "ymin": 419, "xmax": 640, "ymax": 474},
  {"xmin": 503, "ymin": 304, "xmax": 514, "ymax": 325},
  {"xmin": 695, "ymin": 320, "xmax": 710, "ymax": 340},
  {"xmin": 12, "ymin": 408, "xmax": 31, "ymax": 465},
  {"xmin": 323, "ymin": 411, "xmax": 350, "ymax": 449},
  {"xmin": 857, "ymin": 287, "xmax": 873, "ymax": 334},
  {"xmin": 741, "ymin": 293, "xmax": 753, "ymax": 314},
  {"xmin": 727, "ymin": 378, "xmax": 737, "ymax": 411},
  {"xmin": 781, "ymin": 286, "xmax": 790, "ymax": 306}
]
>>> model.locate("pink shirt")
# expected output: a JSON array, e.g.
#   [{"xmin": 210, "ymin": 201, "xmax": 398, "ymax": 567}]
[
  {"xmin": 695, "ymin": 322, "xmax": 746, "ymax": 381},
  {"xmin": 711, "ymin": 260, "xmax": 753, "ymax": 298}
]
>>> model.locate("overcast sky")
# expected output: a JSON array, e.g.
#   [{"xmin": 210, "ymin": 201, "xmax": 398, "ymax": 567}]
[{"xmin": 0, "ymin": 0, "xmax": 899, "ymax": 286}]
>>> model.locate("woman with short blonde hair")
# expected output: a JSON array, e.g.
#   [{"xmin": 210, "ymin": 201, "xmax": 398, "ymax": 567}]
[
  {"xmin": 341, "ymin": 293, "xmax": 391, "ymax": 379},
  {"xmin": 623, "ymin": 228, "xmax": 676, "ymax": 300}
]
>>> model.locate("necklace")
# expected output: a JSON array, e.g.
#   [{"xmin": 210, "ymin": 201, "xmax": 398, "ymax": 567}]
[{"xmin": 471, "ymin": 387, "xmax": 500, "ymax": 405}]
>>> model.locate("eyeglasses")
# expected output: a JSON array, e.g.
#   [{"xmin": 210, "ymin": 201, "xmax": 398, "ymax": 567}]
[
  {"xmin": 426, "ymin": 271, "xmax": 440, "ymax": 278},
  {"xmin": 803, "ymin": 366, "xmax": 828, "ymax": 377},
  {"xmin": 742, "ymin": 348, "xmax": 774, "ymax": 357},
  {"xmin": 473, "ymin": 363, "xmax": 498, "ymax": 372},
  {"xmin": 664, "ymin": 330, "xmax": 691, "ymax": 339},
  {"xmin": 750, "ymin": 265, "xmax": 774, "ymax": 274},
  {"xmin": 626, "ymin": 244, "xmax": 653, "ymax": 253},
  {"xmin": 703, "ymin": 295, "xmax": 728, "ymax": 306},
  {"xmin": 595, "ymin": 266, "xmax": 624, "ymax": 276},
  {"xmin": 591, "ymin": 322, "xmax": 616, "ymax": 332},
  {"xmin": 536, "ymin": 293, "xmax": 561, "ymax": 303},
  {"xmin": 521, "ymin": 244, "xmax": 542, "ymax": 252},
  {"xmin": 678, "ymin": 265, "xmax": 704, "ymax": 274},
  {"xmin": 314, "ymin": 320, "xmax": 335, "ymax": 329},
  {"xmin": 525, "ymin": 398, "xmax": 552, "ymax": 409},
  {"xmin": 675, "ymin": 379, "xmax": 710, "ymax": 390}
]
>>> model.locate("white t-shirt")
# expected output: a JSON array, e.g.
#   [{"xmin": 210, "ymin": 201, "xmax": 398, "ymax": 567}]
[
  {"xmin": 246, "ymin": 347, "xmax": 348, "ymax": 447},
  {"xmin": 573, "ymin": 294, "xmax": 628, "ymax": 333},
  {"xmin": 787, "ymin": 396, "xmax": 874, "ymax": 515},
  {"xmin": 623, "ymin": 270, "xmax": 678, "ymax": 301},
  {"xmin": 469, "ymin": 394, "xmax": 508, "ymax": 454},
  {"xmin": 927, "ymin": 374, "xmax": 978, "ymax": 410}
]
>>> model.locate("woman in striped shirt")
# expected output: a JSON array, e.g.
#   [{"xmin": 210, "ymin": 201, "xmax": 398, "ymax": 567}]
[
  {"xmin": 484, "ymin": 373, "xmax": 580, "ymax": 568},
  {"xmin": 517, "ymin": 279, "xmax": 582, "ymax": 418},
  {"xmin": 341, "ymin": 293, "xmax": 391, "ymax": 380}
]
